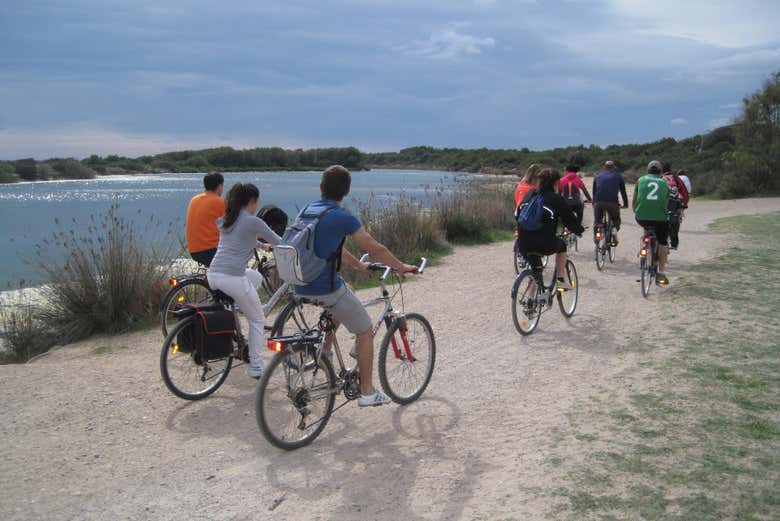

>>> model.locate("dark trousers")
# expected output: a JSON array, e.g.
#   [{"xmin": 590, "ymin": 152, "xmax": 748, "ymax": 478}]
[
  {"xmin": 593, "ymin": 202, "xmax": 621, "ymax": 231},
  {"xmin": 190, "ymin": 248, "xmax": 217, "ymax": 267}
]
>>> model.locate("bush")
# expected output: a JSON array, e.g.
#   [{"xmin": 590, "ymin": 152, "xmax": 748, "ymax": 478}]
[
  {"xmin": 0, "ymin": 290, "xmax": 54, "ymax": 364},
  {"xmin": 35, "ymin": 204, "xmax": 178, "ymax": 342},
  {"xmin": 52, "ymin": 159, "xmax": 96, "ymax": 179},
  {"xmin": 432, "ymin": 179, "xmax": 516, "ymax": 243},
  {"xmin": 0, "ymin": 162, "xmax": 19, "ymax": 183}
]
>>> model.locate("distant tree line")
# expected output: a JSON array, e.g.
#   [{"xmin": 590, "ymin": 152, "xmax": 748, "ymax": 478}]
[{"xmin": 1, "ymin": 72, "xmax": 777, "ymax": 198}]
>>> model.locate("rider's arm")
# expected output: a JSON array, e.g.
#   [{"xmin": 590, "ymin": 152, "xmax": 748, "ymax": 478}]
[
  {"xmin": 341, "ymin": 248, "xmax": 365, "ymax": 270},
  {"xmin": 619, "ymin": 177, "xmax": 629, "ymax": 207},
  {"xmin": 253, "ymin": 217, "xmax": 282, "ymax": 245},
  {"xmin": 555, "ymin": 196, "xmax": 585, "ymax": 235},
  {"xmin": 351, "ymin": 227, "xmax": 416, "ymax": 274},
  {"xmin": 632, "ymin": 188, "xmax": 638, "ymax": 212},
  {"xmin": 576, "ymin": 176, "xmax": 592, "ymax": 202}
]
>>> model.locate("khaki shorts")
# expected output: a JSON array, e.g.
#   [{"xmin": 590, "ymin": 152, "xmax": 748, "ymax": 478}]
[{"xmin": 297, "ymin": 284, "xmax": 372, "ymax": 334}]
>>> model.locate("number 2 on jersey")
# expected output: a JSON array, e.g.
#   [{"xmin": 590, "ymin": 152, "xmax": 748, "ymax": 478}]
[{"xmin": 647, "ymin": 181, "xmax": 659, "ymax": 200}]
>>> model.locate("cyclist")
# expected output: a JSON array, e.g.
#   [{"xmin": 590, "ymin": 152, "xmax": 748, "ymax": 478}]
[
  {"xmin": 633, "ymin": 160, "xmax": 671, "ymax": 285},
  {"xmin": 517, "ymin": 168, "xmax": 584, "ymax": 289},
  {"xmin": 208, "ymin": 183, "xmax": 282, "ymax": 379},
  {"xmin": 661, "ymin": 162, "xmax": 689, "ymax": 250},
  {"xmin": 293, "ymin": 165, "xmax": 418, "ymax": 407},
  {"xmin": 186, "ymin": 172, "xmax": 225, "ymax": 267},
  {"xmin": 592, "ymin": 160, "xmax": 628, "ymax": 245},
  {"xmin": 557, "ymin": 165, "xmax": 592, "ymax": 228},
  {"xmin": 514, "ymin": 163, "xmax": 541, "ymax": 213}
]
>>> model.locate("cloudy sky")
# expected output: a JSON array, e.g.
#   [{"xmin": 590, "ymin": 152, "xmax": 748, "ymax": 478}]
[{"xmin": 1, "ymin": 0, "xmax": 778, "ymax": 159}]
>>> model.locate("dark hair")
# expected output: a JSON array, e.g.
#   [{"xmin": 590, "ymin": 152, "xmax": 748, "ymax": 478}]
[
  {"xmin": 566, "ymin": 165, "xmax": 580, "ymax": 173},
  {"xmin": 321, "ymin": 165, "xmax": 351, "ymax": 201},
  {"xmin": 204, "ymin": 172, "xmax": 224, "ymax": 191},
  {"xmin": 662, "ymin": 161, "xmax": 671, "ymax": 173},
  {"xmin": 222, "ymin": 182, "xmax": 259, "ymax": 230},
  {"xmin": 539, "ymin": 168, "xmax": 562, "ymax": 192}
]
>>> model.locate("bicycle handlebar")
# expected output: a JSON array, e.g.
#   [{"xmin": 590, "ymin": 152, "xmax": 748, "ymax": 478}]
[{"xmin": 358, "ymin": 255, "xmax": 427, "ymax": 281}]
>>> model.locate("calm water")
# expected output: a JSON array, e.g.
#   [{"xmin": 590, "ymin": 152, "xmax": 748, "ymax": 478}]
[{"xmin": 0, "ymin": 169, "xmax": 463, "ymax": 288}]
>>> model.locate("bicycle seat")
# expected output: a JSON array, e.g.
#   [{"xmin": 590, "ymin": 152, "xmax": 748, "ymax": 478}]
[{"xmin": 212, "ymin": 290, "xmax": 235, "ymax": 305}]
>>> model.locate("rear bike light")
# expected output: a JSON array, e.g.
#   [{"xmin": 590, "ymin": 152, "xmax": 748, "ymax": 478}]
[
  {"xmin": 268, "ymin": 340, "xmax": 283, "ymax": 352},
  {"xmin": 595, "ymin": 231, "xmax": 602, "ymax": 239},
  {"xmin": 640, "ymin": 247, "xmax": 648, "ymax": 257},
  {"xmin": 168, "ymin": 278, "xmax": 179, "ymax": 287}
]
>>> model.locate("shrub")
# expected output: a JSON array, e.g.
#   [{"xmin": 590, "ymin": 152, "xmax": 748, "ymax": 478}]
[
  {"xmin": 0, "ymin": 162, "xmax": 19, "ymax": 183},
  {"xmin": 432, "ymin": 179, "xmax": 516, "ymax": 243},
  {"xmin": 35, "ymin": 204, "xmax": 178, "ymax": 342},
  {"xmin": 0, "ymin": 289, "xmax": 54, "ymax": 364},
  {"xmin": 52, "ymin": 159, "xmax": 96, "ymax": 179}
]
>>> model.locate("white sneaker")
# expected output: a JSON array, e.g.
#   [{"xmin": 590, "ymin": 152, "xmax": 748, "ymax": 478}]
[
  {"xmin": 358, "ymin": 390, "xmax": 391, "ymax": 407},
  {"xmin": 247, "ymin": 364, "xmax": 263, "ymax": 379}
]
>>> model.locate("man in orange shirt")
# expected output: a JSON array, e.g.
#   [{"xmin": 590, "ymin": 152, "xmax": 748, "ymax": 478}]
[{"xmin": 186, "ymin": 172, "xmax": 225, "ymax": 266}]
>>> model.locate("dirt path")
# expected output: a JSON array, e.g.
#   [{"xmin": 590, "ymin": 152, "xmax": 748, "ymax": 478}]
[{"xmin": 1, "ymin": 197, "xmax": 778, "ymax": 521}]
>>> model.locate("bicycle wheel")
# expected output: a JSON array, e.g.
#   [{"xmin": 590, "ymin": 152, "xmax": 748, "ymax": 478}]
[
  {"xmin": 160, "ymin": 278, "xmax": 215, "ymax": 337},
  {"xmin": 256, "ymin": 349, "xmax": 336, "ymax": 450},
  {"xmin": 160, "ymin": 316, "xmax": 232, "ymax": 400},
  {"xmin": 378, "ymin": 313, "xmax": 436, "ymax": 405},
  {"xmin": 557, "ymin": 260, "xmax": 579, "ymax": 317},
  {"xmin": 608, "ymin": 243, "xmax": 616, "ymax": 263},
  {"xmin": 512, "ymin": 271, "xmax": 541, "ymax": 335},
  {"xmin": 573, "ymin": 235, "xmax": 578, "ymax": 252},
  {"xmin": 640, "ymin": 254, "xmax": 653, "ymax": 298},
  {"xmin": 595, "ymin": 239, "xmax": 606, "ymax": 271}
]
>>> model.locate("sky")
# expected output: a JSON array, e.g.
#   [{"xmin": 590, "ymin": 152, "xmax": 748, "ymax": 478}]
[{"xmin": 0, "ymin": 0, "xmax": 779, "ymax": 159}]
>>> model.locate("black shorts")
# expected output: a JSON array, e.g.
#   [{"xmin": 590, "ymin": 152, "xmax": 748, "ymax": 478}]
[
  {"xmin": 636, "ymin": 219, "xmax": 669, "ymax": 246},
  {"xmin": 190, "ymin": 248, "xmax": 217, "ymax": 267},
  {"xmin": 517, "ymin": 234, "xmax": 567, "ymax": 256}
]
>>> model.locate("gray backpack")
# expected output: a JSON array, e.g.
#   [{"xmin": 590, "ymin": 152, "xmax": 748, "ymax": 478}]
[{"xmin": 273, "ymin": 204, "xmax": 343, "ymax": 288}]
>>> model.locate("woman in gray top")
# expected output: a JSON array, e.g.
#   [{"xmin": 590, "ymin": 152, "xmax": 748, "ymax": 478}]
[{"xmin": 208, "ymin": 183, "xmax": 281, "ymax": 378}]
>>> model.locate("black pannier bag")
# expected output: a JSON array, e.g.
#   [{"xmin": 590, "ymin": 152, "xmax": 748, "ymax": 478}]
[
  {"xmin": 257, "ymin": 205, "xmax": 289, "ymax": 238},
  {"xmin": 175, "ymin": 306, "xmax": 236, "ymax": 363}
]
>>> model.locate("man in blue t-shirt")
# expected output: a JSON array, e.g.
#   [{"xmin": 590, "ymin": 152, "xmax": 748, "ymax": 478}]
[
  {"xmin": 592, "ymin": 160, "xmax": 628, "ymax": 245},
  {"xmin": 294, "ymin": 165, "xmax": 418, "ymax": 407}
]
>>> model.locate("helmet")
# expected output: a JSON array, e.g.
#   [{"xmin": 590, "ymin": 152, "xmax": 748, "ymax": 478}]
[{"xmin": 647, "ymin": 160, "xmax": 663, "ymax": 173}]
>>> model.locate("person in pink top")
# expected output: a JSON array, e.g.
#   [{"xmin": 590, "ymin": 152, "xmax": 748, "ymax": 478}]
[{"xmin": 557, "ymin": 165, "xmax": 592, "ymax": 227}]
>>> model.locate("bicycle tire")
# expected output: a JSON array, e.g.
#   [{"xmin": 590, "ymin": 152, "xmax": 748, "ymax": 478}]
[
  {"xmin": 513, "ymin": 239, "xmax": 526, "ymax": 274},
  {"xmin": 557, "ymin": 259, "xmax": 579, "ymax": 317},
  {"xmin": 256, "ymin": 349, "xmax": 336, "ymax": 450},
  {"xmin": 595, "ymin": 239, "xmax": 605, "ymax": 271},
  {"xmin": 378, "ymin": 313, "xmax": 436, "ymax": 405},
  {"xmin": 160, "ymin": 278, "xmax": 215, "ymax": 337},
  {"xmin": 640, "ymin": 255, "xmax": 653, "ymax": 298},
  {"xmin": 608, "ymin": 243, "xmax": 616, "ymax": 263},
  {"xmin": 160, "ymin": 316, "xmax": 232, "ymax": 400},
  {"xmin": 511, "ymin": 271, "xmax": 541, "ymax": 335}
]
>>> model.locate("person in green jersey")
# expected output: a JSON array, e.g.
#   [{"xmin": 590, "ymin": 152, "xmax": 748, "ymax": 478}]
[{"xmin": 633, "ymin": 160, "xmax": 671, "ymax": 285}]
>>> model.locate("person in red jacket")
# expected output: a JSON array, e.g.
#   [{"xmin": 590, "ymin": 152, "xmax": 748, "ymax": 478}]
[{"xmin": 557, "ymin": 165, "xmax": 592, "ymax": 228}]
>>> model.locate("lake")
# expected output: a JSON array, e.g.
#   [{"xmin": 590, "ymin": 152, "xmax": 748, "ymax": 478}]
[{"xmin": 0, "ymin": 169, "xmax": 464, "ymax": 288}]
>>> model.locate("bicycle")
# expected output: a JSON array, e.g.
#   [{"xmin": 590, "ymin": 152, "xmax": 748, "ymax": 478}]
[
  {"xmin": 561, "ymin": 226, "xmax": 578, "ymax": 252},
  {"xmin": 513, "ymin": 232, "xmax": 548, "ymax": 274},
  {"xmin": 159, "ymin": 258, "xmax": 293, "ymax": 400},
  {"xmin": 639, "ymin": 229, "xmax": 658, "ymax": 298},
  {"xmin": 594, "ymin": 214, "xmax": 617, "ymax": 271},
  {"xmin": 256, "ymin": 257, "xmax": 435, "ymax": 450},
  {"xmin": 160, "ymin": 252, "xmax": 283, "ymax": 337},
  {"xmin": 511, "ymin": 251, "xmax": 579, "ymax": 335}
]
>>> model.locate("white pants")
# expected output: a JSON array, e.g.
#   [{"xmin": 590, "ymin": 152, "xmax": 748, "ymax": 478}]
[{"xmin": 207, "ymin": 269, "xmax": 265, "ymax": 369}]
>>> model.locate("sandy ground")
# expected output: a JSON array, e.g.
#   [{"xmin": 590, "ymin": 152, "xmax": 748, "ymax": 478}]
[{"xmin": 1, "ymin": 196, "xmax": 779, "ymax": 521}]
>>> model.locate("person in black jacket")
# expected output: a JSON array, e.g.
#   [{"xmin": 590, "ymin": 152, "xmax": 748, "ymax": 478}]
[{"xmin": 517, "ymin": 168, "xmax": 585, "ymax": 289}]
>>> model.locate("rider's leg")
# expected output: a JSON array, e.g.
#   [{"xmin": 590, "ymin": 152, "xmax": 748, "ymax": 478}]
[
  {"xmin": 355, "ymin": 330, "xmax": 375, "ymax": 395},
  {"xmin": 555, "ymin": 252, "xmax": 567, "ymax": 275},
  {"xmin": 658, "ymin": 245, "xmax": 668, "ymax": 272},
  {"xmin": 208, "ymin": 270, "xmax": 266, "ymax": 377},
  {"xmin": 593, "ymin": 204, "xmax": 603, "ymax": 239}
]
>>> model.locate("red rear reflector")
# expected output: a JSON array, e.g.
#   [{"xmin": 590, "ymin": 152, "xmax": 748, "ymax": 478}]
[
  {"xmin": 643, "ymin": 236, "xmax": 651, "ymax": 243},
  {"xmin": 268, "ymin": 340, "xmax": 283, "ymax": 352},
  {"xmin": 169, "ymin": 278, "xmax": 178, "ymax": 286}
]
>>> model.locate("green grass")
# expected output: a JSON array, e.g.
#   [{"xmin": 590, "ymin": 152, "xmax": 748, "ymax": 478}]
[{"xmin": 553, "ymin": 212, "xmax": 780, "ymax": 520}]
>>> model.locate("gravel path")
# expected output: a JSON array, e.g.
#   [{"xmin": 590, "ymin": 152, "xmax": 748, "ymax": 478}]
[{"xmin": 1, "ymin": 196, "xmax": 778, "ymax": 521}]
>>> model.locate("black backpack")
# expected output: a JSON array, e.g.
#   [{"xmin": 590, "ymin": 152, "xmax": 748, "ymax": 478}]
[{"xmin": 257, "ymin": 205, "xmax": 289, "ymax": 238}]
